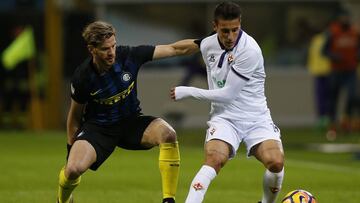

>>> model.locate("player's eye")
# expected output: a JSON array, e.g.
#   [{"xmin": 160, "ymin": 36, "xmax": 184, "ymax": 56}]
[
  {"xmin": 231, "ymin": 28, "xmax": 239, "ymax": 33},
  {"xmin": 221, "ymin": 29, "xmax": 230, "ymax": 34}
]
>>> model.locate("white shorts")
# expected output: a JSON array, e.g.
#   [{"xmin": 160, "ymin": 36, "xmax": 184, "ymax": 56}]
[{"xmin": 205, "ymin": 116, "xmax": 282, "ymax": 158}]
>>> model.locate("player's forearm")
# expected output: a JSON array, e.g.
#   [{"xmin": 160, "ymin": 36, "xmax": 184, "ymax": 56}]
[
  {"xmin": 170, "ymin": 39, "xmax": 199, "ymax": 56},
  {"xmin": 66, "ymin": 99, "xmax": 85, "ymax": 145},
  {"xmin": 66, "ymin": 111, "xmax": 82, "ymax": 145},
  {"xmin": 66, "ymin": 119, "xmax": 80, "ymax": 145},
  {"xmin": 175, "ymin": 86, "xmax": 235, "ymax": 103},
  {"xmin": 174, "ymin": 69, "xmax": 247, "ymax": 103},
  {"xmin": 153, "ymin": 39, "xmax": 199, "ymax": 59}
]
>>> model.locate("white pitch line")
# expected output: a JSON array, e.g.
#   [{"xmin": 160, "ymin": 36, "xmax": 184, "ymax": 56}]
[{"xmin": 285, "ymin": 159, "xmax": 360, "ymax": 174}]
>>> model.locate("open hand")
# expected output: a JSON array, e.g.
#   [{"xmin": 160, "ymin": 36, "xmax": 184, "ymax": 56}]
[{"xmin": 170, "ymin": 87, "xmax": 176, "ymax": 100}]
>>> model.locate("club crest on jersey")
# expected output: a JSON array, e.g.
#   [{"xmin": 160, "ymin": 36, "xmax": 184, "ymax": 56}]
[
  {"xmin": 228, "ymin": 54, "xmax": 234, "ymax": 64},
  {"xmin": 121, "ymin": 72, "xmax": 132, "ymax": 82}
]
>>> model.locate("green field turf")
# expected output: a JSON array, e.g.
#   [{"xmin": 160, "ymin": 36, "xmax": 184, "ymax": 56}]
[{"xmin": 0, "ymin": 129, "xmax": 359, "ymax": 203}]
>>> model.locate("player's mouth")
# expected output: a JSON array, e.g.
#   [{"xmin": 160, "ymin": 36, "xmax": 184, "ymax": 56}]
[
  {"xmin": 225, "ymin": 41, "xmax": 234, "ymax": 48},
  {"xmin": 107, "ymin": 57, "xmax": 115, "ymax": 64}
]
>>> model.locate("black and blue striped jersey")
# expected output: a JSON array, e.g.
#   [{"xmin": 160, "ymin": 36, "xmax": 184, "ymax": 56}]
[{"xmin": 70, "ymin": 45, "xmax": 155, "ymax": 125}]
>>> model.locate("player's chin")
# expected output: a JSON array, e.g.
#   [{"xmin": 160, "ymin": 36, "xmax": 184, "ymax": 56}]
[
  {"xmin": 106, "ymin": 59, "xmax": 115, "ymax": 66},
  {"xmin": 225, "ymin": 43, "xmax": 234, "ymax": 49}
]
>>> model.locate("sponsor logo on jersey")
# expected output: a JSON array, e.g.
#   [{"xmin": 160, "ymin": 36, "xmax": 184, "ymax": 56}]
[
  {"xmin": 93, "ymin": 81, "xmax": 135, "ymax": 105},
  {"xmin": 216, "ymin": 80, "xmax": 226, "ymax": 88},
  {"xmin": 209, "ymin": 55, "xmax": 215, "ymax": 62},
  {"xmin": 90, "ymin": 89, "xmax": 102, "ymax": 96},
  {"xmin": 121, "ymin": 72, "xmax": 132, "ymax": 82}
]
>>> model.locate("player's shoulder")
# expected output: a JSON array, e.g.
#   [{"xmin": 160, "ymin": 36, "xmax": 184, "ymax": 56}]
[
  {"xmin": 72, "ymin": 57, "xmax": 93, "ymax": 83},
  {"xmin": 239, "ymin": 31, "xmax": 261, "ymax": 52},
  {"xmin": 200, "ymin": 33, "xmax": 218, "ymax": 51},
  {"xmin": 116, "ymin": 45, "xmax": 155, "ymax": 63},
  {"xmin": 201, "ymin": 33, "xmax": 217, "ymax": 45},
  {"xmin": 235, "ymin": 31, "xmax": 262, "ymax": 58},
  {"xmin": 115, "ymin": 45, "xmax": 131, "ymax": 59},
  {"xmin": 116, "ymin": 45, "xmax": 154, "ymax": 55},
  {"xmin": 73, "ymin": 57, "xmax": 91, "ymax": 76}
]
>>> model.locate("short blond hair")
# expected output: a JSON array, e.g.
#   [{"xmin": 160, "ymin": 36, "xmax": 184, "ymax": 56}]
[{"xmin": 82, "ymin": 21, "xmax": 116, "ymax": 47}]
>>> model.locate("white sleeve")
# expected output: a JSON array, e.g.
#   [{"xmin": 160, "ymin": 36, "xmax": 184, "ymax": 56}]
[
  {"xmin": 175, "ymin": 68, "xmax": 248, "ymax": 103},
  {"xmin": 232, "ymin": 49, "xmax": 260, "ymax": 79}
]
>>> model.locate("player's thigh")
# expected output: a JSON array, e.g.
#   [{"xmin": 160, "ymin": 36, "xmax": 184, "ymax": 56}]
[
  {"xmin": 206, "ymin": 117, "xmax": 240, "ymax": 158},
  {"xmin": 204, "ymin": 139, "xmax": 232, "ymax": 168},
  {"xmin": 141, "ymin": 117, "xmax": 176, "ymax": 147},
  {"xmin": 244, "ymin": 119, "xmax": 282, "ymax": 157},
  {"xmin": 116, "ymin": 115, "xmax": 172, "ymax": 149},
  {"xmin": 252, "ymin": 139, "xmax": 284, "ymax": 162},
  {"xmin": 66, "ymin": 140, "xmax": 96, "ymax": 176},
  {"xmin": 74, "ymin": 125, "xmax": 117, "ymax": 171}
]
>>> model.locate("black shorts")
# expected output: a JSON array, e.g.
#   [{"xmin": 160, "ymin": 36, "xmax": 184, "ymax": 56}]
[{"xmin": 75, "ymin": 115, "xmax": 157, "ymax": 170}]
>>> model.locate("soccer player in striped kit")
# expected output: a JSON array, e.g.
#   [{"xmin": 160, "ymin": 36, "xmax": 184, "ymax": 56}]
[
  {"xmin": 57, "ymin": 21, "xmax": 199, "ymax": 203},
  {"xmin": 171, "ymin": 2, "xmax": 284, "ymax": 203}
]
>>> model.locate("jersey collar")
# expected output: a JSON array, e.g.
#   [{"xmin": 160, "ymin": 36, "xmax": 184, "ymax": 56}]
[
  {"xmin": 217, "ymin": 30, "xmax": 243, "ymax": 51},
  {"xmin": 217, "ymin": 30, "xmax": 243, "ymax": 68}
]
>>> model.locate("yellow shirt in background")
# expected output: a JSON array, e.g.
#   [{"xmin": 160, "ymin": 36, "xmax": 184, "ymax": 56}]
[{"xmin": 307, "ymin": 33, "xmax": 331, "ymax": 76}]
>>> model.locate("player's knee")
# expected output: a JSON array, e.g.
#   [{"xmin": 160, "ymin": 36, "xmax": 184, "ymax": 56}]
[
  {"xmin": 65, "ymin": 163, "xmax": 85, "ymax": 179},
  {"xmin": 266, "ymin": 158, "xmax": 284, "ymax": 173},
  {"xmin": 205, "ymin": 150, "xmax": 227, "ymax": 173},
  {"xmin": 160, "ymin": 125, "xmax": 177, "ymax": 143}
]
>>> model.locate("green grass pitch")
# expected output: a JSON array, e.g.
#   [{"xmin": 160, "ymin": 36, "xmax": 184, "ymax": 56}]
[{"xmin": 0, "ymin": 129, "xmax": 359, "ymax": 202}]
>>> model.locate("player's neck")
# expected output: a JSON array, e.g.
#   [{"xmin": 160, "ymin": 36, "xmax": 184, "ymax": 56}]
[{"xmin": 92, "ymin": 58, "xmax": 111, "ymax": 75}]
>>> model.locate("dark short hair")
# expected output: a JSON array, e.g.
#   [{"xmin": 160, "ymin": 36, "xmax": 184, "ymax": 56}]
[
  {"xmin": 82, "ymin": 21, "xmax": 116, "ymax": 47},
  {"xmin": 214, "ymin": 1, "xmax": 242, "ymax": 22}
]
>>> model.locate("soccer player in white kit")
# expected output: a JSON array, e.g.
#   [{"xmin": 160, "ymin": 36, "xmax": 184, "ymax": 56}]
[{"xmin": 170, "ymin": 2, "xmax": 284, "ymax": 203}]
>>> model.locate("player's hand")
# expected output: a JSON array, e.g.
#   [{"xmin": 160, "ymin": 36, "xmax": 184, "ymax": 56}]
[
  {"xmin": 170, "ymin": 87, "xmax": 176, "ymax": 100},
  {"xmin": 171, "ymin": 86, "xmax": 191, "ymax": 100}
]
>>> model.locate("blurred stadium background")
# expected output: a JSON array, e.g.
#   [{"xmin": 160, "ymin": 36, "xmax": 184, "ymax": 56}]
[{"xmin": 0, "ymin": 0, "xmax": 359, "ymax": 202}]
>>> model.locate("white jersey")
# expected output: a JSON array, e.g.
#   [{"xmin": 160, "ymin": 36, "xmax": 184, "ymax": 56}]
[{"xmin": 200, "ymin": 31, "xmax": 271, "ymax": 121}]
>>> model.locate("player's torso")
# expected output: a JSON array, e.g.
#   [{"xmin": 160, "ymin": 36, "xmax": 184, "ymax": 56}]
[
  {"xmin": 84, "ymin": 55, "xmax": 141, "ymax": 124},
  {"xmin": 88, "ymin": 63, "xmax": 137, "ymax": 106},
  {"xmin": 203, "ymin": 48, "xmax": 233, "ymax": 90},
  {"xmin": 200, "ymin": 32, "xmax": 270, "ymax": 121},
  {"xmin": 201, "ymin": 34, "xmax": 239, "ymax": 90}
]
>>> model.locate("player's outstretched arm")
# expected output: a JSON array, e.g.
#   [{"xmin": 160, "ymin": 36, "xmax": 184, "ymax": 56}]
[
  {"xmin": 153, "ymin": 39, "xmax": 199, "ymax": 60},
  {"xmin": 171, "ymin": 69, "xmax": 247, "ymax": 103},
  {"xmin": 171, "ymin": 49, "xmax": 259, "ymax": 103}
]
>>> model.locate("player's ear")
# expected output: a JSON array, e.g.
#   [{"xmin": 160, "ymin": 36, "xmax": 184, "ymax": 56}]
[
  {"xmin": 87, "ymin": 45, "xmax": 96, "ymax": 55},
  {"xmin": 212, "ymin": 21, "xmax": 217, "ymax": 32}
]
